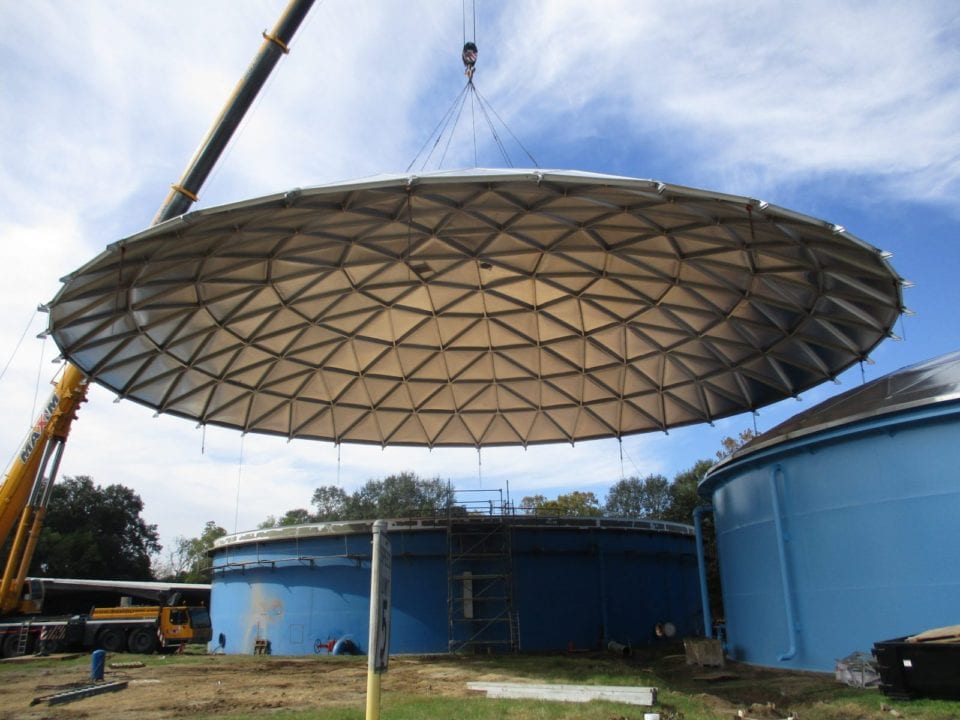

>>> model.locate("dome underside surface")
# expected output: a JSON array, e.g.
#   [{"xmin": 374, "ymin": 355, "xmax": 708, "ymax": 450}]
[{"xmin": 47, "ymin": 170, "xmax": 903, "ymax": 447}]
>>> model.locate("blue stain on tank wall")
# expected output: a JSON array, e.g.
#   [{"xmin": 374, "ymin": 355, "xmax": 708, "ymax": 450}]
[
  {"xmin": 209, "ymin": 517, "xmax": 701, "ymax": 656},
  {"xmin": 700, "ymin": 352, "xmax": 960, "ymax": 671}
]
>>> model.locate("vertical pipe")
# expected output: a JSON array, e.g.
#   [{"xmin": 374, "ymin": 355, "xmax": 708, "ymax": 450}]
[
  {"xmin": 366, "ymin": 520, "xmax": 390, "ymax": 720},
  {"xmin": 597, "ymin": 543, "xmax": 609, "ymax": 645},
  {"xmin": 769, "ymin": 465, "xmax": 798, "ymax": 661},
  {"xmin": 693, "ymin": 505, "xmax": 713, "ymax": 639}
]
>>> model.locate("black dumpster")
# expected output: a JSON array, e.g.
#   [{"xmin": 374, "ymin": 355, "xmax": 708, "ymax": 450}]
[{"xmin": 874, "ymin": 636, "xmax": 960, "ymax": 700}]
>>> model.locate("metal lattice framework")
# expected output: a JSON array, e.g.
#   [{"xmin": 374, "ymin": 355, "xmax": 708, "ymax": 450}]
[{"xmin": 47, "ymin": 170, "xmax": 904, "ymax": 447}]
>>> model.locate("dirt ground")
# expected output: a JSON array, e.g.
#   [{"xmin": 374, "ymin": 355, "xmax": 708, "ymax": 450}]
[
  {"xmin": 0, "ymin": 649, "xmax": 870, "ymax": 720},
  {"xmin": 1, "ymin": 653, "xmax": 516, "ymax": 719}
]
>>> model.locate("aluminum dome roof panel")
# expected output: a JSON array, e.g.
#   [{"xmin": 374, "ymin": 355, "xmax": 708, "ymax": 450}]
[
  {"xmin": 704, "ymin": 350, "xmax": 960, "ymax": 479},
  {"xmin": 47, "ymin": 170, "xmax": 904, "ymax": 447}
]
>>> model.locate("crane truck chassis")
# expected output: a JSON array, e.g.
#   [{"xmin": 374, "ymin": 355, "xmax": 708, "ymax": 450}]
[{"xmin": 0, "ymin": 604, "xmax": 211, "ymax": 657}]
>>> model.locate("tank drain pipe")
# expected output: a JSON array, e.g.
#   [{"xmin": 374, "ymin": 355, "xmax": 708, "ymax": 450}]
[
  {"xmin": 769, "ymin": 464, "xmax": 798, "ymax": 661},
  {"xmin": 693, "ymin": 504, "xmax": 713, "ymax": 639}
]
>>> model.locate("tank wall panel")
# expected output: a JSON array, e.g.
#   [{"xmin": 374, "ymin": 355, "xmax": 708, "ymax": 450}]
[
  {"xmin": 512, "ymin": 529, "xmax": 700, "ymax": 651},
  {"xmin": 711, "ymin": 413, "xmax": 960, "ymax": 671},
  {"xmin": 211, "ymin": 524, "xmax": 700, "ymax": 655}
]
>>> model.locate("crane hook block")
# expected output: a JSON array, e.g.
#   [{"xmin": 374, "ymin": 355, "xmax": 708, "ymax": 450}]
[{"xmin": 462, "ymin": 42, "xmax": 478, "ymax": 79}]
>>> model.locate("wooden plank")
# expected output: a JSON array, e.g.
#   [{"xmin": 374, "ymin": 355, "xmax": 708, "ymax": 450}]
[
  {"xmin": 466, "ymin": 681, "xmax": 656, "ymax": 706},
  {"xmin": 908, "ymin": 625, "xmax": 960, "ymax": 643}
]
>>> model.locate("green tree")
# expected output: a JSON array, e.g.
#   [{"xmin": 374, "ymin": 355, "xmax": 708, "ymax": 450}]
[
  {"xmin": 30, "ymin": 475, "xmax": 160, "ymax": 579},
  {"xmin": 519, "ymin": 494, "xmax": 547, "ymax": 514},
  {"xmin": 716, "ymin": 428, "xmax": 757, "ymax": 461},
  {"xmin": 522, "ymin": 491, "xmax": 602, "ymax": 517},
  {"xmin": 308, "ymin": 472, "xmax": 454, "ymax": 521},
  {"xmin": 311, "ymin": 485, "xmax": 351, "ymax": 521},
  {"xmin": 163, "ymin": 521, "xmax": 227, "ymax": 583},
  {"xmin": 604, "ymin": 474, "xmax": 671, "ymax": 518},
  {"xmin": 259, "ymin": 508, "xmax": 314, "ymax": 529},
  {"xmin": 350, "ymin": 472, "xmax": 453, "ymax": 518},
  {"xmin": 662, "ymin": 459, "xmax": 714, "ymax": 524}
]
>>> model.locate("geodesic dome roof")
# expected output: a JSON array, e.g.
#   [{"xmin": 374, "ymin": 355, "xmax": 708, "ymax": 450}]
[{"xmin": 47, "ymin": 169, "xmax": 905, "ymax": 447}]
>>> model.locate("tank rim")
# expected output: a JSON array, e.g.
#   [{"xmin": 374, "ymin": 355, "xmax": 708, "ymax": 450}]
[
  {"xmin": 700, "ymin": 397, "xmax": 960, "ymax": 496},
  {"xmin": 212, "ymin": 514, "xmax": 694, "ymax": 551}
]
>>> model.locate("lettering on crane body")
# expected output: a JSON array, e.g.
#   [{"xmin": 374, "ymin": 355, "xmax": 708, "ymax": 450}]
[{"xmin": 18, "ymin": 393, "xmax": 60, "ymax": 463}]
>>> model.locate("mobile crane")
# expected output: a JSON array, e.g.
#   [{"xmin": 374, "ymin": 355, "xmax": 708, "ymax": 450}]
[
  {"xmin": 0, "ymin": 0, "xmax": 314, "ymax": 656},
  {"xmin": 0, "ymin": 364, "xmax": 214, "ymax": 656}
]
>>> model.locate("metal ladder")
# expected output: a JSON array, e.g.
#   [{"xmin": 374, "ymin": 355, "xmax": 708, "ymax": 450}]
[{"xmin": 16, "ymin": 621, "xmax": 31, "ymax": 656}]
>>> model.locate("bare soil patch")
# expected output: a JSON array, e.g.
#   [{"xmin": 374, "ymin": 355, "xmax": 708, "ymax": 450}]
[
  {"xmin": 0, "ymin": 653, "xmax": 512, "ymax": 719},
  {"xmin": 0, "ymin": 648, "xmax": 889, "ymax": 720}
]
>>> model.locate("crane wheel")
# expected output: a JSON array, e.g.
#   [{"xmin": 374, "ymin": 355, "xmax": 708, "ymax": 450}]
[
  {"xmin": 1, "ymin": 633, "xmax": 21, "ymax": 658},
  {"xmin": 127, "ymin": 627, "xmax": 158, "ymax": 654},
  {"xmin": 97, "ymin": 627, "xmax": 125, "ymax": 653}
]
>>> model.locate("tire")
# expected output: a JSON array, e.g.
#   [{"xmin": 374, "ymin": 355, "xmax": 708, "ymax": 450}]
[
  {"xmin": 127, "ymin": 627, "xmax": 157, "ymax": 654},
  {"xmin": 97, "ymin": 627, "xmax": 125, "ymax": 653},
  {"xmin": 1, "ymin": 633, "xmax": 20, "ymax": 658}
]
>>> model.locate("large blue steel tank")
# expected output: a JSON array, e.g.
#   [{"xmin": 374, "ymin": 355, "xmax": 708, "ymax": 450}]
[
  {"xmin": 699, "ymin": 351, "xmax": 960, "ymax": 671},
  {"xmin": 208, "ymin": 516, "xmax": 701, "ymax": 655}
]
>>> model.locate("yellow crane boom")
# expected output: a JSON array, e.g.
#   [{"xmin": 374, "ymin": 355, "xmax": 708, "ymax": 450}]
[{"xmin": 0, "ymin": 363, "xmax": 88, "ymax": 613}]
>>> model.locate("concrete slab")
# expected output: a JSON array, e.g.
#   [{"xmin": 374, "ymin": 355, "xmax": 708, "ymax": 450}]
[{"xmin": 467, "ymin": 681, "xmax": 657, "ymax": 706}]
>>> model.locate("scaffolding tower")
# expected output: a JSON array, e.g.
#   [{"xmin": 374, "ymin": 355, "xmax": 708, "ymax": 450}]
[{"xmin": 446, "ymin": 491, "xmax": 517, "ymax": 653}]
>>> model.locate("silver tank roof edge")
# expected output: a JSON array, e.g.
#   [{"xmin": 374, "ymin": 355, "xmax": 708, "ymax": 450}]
[
  {"xmin": 213, "ymin": 514, "xmax": 695, "ymax": 550},
  {"xmin": 703, "ymin": 349, "xmax": 960, "ymax": 484}
]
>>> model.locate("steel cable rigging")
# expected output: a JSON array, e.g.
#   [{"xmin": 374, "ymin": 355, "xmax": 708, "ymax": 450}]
[{"xmin": 406, "ymin": 2, "xmax": 537, "ymax": 172}]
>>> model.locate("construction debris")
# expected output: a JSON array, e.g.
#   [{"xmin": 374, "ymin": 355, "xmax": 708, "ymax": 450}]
[
  {"xmin": 907, "ymin": 624, "xmax": 960, "ymax": 643},
  {"xmin": 835, "ymin": 651, "xmax": 880, "ymax": 688},
  {"xmin": 684, "ymin": 638, "xmax": 725, "ymax": 668}
]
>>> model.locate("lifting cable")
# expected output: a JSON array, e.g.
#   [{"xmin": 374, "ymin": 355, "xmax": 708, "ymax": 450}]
[
  {"xmin": 618, "ymin": 437, "xmax": 624, "ymax": 480},
  {"xmin": 0, "ymin": 308, "xmax": 39, "ymax": 386},
  {"xmin": 234, "ymin": 434, "xmax": 245, "ymax": 533},
  {"xmin": 406, "ymin": 1, "xmax": 538, "ymax": 172},
  {"xmin": 30, "ymin": 335, "xmax": 47, "ymax": 429},
  {"xmin": 617, "ymin": 438, "xmax": 641, "ymax": 480},
  {"xmin": 462, "ymin": 0, "xmax": 478, "ymax": 82}
]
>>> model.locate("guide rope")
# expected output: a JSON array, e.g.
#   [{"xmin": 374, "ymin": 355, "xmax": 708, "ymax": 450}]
[{"xmin": 0, "ymin": 308, "xmax": 38, "ymax": 385}]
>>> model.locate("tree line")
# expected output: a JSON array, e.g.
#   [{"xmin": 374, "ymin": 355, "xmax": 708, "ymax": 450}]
[{"xmin": 27, "ymin": 431, "xmax": 752, "ymax": 587}]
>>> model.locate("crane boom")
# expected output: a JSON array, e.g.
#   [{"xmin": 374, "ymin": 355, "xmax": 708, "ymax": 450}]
[
  {"xmin": 0, "ymin": 0, "xmax": 315, "ymax": 619},
  {"xmin": 0, "ymin": 364, "xmax": 87, "ymax": 613}
]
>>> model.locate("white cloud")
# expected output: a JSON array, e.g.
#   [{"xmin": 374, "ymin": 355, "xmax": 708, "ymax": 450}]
[
  {"xmin": 484, "ymin": 1, "xmax": 960, "ymax": 202},
  {"xmin": 0, "ymin": 0, "xmax": 957, "ymax": 557}
]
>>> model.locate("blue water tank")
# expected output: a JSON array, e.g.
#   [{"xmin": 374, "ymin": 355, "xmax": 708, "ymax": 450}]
[
  {"xmin": 700, "ymin": 351, "xmax": 960, "ymax": 671},
  {"xmin": 208, "ymin": 516, "xmax": 701, "ymax": 656}
]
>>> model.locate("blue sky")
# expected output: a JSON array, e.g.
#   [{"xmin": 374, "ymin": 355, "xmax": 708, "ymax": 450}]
[{"xmin": 1, "ymin": 1, "xmax": 958, "ymax": 555}]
